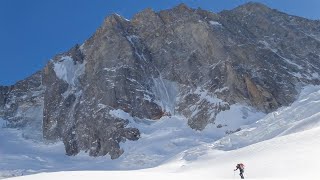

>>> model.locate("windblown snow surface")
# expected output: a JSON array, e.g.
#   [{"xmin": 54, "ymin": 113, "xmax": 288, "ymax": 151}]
[{"xmin": 1, "ymin": 85, "xmax": 320, "ymax": 179}]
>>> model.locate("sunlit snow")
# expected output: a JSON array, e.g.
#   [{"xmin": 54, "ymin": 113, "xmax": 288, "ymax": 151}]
[
  {"xmin": 1, "ymin": 86, "xmax": 320, "ymax": 179},
  {"xmin": 53, "ymin": 56, "xmax": 85, "ymax": 86}
]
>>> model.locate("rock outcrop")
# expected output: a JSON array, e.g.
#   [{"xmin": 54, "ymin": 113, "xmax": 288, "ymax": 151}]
[{"xmin": 1, "ymin": 2, "xmax": 320, "ymax": 158}]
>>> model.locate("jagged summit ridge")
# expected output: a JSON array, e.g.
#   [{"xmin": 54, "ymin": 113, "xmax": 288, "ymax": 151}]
[
  {"xmin": 234, "ymin": 1, "xmax": 273, "ymax": 11},
  {"xmin": 0, "ymin": 2, "xmax": 320, "ymax": 159}
]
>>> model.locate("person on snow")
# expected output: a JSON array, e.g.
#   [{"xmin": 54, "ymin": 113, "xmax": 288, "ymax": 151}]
[{"xmin": 234, "ymin": 163, "xmax": 245, "ymax": 179}]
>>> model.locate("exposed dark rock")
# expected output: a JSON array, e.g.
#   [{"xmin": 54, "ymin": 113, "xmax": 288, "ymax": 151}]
[{"xmin": 1, "ymin": 2, "xmax": 320, "ymax": 158}]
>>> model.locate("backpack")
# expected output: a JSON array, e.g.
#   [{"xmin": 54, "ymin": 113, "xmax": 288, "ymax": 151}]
[{"xmin": 239, "ymin": 163, "xmax": 245, "ymax": 170}]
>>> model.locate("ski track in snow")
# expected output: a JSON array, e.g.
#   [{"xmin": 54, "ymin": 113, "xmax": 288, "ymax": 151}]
[{"xmin": 1, "ymin": 85, "xmax": 320, "ymax": 179}]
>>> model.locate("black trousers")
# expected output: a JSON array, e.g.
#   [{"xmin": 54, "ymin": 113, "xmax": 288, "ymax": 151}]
[{"xmin": 239, "ymin": 170, "xmax": 244, "ymax": 179}]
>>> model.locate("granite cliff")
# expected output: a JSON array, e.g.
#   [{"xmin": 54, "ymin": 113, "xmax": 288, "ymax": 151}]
[{"xmin": 1, "ymin": 2, "xmax": 319, "ymax": 159}]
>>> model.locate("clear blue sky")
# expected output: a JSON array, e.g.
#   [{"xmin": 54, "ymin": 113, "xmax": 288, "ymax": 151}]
[{"xmin": 1, "ymin": 0, "xmax": 319, "ymax": 85}]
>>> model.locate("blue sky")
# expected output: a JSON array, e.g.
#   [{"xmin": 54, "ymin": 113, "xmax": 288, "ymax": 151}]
[{"xmin": 0, "ymin": 0, "xmax": 319, "ymax": 85}]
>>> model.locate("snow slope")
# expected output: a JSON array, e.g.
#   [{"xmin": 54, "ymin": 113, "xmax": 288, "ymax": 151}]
[
  {"xmin": 213, "ymin": 85, "xmax": 320, "ymax": 151},
  {"xmin": 0, "ymin": 106, "xmax": 263, "ymax": 177},
  {"xmin": 1, "ymin": 85, "xmax": 320, "ymax": 179},
  {"xmin": 6, "ymin": 126, "xmax": 320, "ymax": 180}
]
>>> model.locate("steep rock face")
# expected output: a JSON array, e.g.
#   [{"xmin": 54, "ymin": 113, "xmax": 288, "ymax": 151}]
[
  {"xmin": 127, "ymin": 3, "xmax": 320, "ymax": 129},
  {"xmin": 1, "ymin": 3, "xmax": 320, "ymax": 158},
  {"xmin": 42, "ymin": 15, "xmax": 156, "ymax": 158},
  {"xmin": 0, "ymin": 72, "xmax": 44, "ymax": 139}
]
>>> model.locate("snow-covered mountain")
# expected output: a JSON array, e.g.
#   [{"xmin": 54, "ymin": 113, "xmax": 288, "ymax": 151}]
[
  {"xmin": 1, "ymin": 2, "xmax": 320, "ymax": 159},
  {"xmin": 0, "ymin": 2, "xmax": 320, "ymax": 178},
  {"xmin": 1, "ymin": 85, "xmax": 320, "ymax": 179},
  {"xmin": 0, "ymin": 86, "xmax": 320, "ymax": 179}
]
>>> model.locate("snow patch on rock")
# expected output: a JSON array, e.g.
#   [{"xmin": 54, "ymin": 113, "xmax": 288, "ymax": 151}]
[
  {"xmin": 53, "ymin": 56, "xmax": 86, "ymax": 86},
  {"xmin": 0, "ymin": 118, "xmax": 7, "ymax": 127},
  {"xmin": 194, "ymin": 87, "xmax": 225, "ymax": 104},
  {"xmin": 152, "ymin": 78, "xmax": 178, "ymax": 114},
  {"xmin": 209, "ymin": 21, "xmax": 222, "ymax": 26},
  {"xmin": 109, "ymin": 109, "xmax": 135, "ymax": 124}
]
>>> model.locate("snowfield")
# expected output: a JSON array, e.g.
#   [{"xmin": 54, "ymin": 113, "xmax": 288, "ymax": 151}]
[
  {"xmin": 1, "ymin": 85, "xmax": 320, "ymax": 179},
  {"xmin": 5, "ymin": 126, "xmax": 320, "ymax": 180}
]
